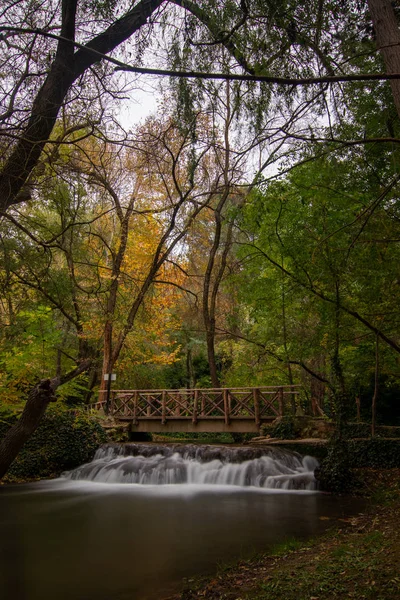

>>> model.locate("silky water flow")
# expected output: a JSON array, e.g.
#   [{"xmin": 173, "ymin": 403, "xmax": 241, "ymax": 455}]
[
  {"xmin": 65, "ymin": 443, "xmax": 319, "ymax": 489},
  {"xmin": 1, "ymin": 444, "xmax": 364, "ymax": 600}
]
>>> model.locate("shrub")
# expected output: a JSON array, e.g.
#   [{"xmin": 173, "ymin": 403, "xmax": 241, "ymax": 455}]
[
  {"xmin": 342, "ymin": 422, "xmax": 372, "ymax": 439},
  {"xmin": 316, "ymin": 438, "xmax": 400, "ymax": 493},
  {"xmin": 315, "ymin": 438, "xmax": 354, "ymax": 494},
  {"xmin": 0, "ymin": 404, "xmax": 107, "ymax": 481},
  {"xmin": 261, "ymin": 417, "xmax": 299, "ymax": 440},
  {"xmin": 342, "ymin": 423, "xmax": 400, "ymax": 439},
  {"xmin": 347, "ymin": 438, "xmax": 400, "ymax": 469}
]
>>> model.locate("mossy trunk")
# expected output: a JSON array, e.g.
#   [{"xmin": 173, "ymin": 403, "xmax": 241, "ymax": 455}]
[{"xmin": 0, "ymin": 380, "xmax": 56, "ymax": 479}]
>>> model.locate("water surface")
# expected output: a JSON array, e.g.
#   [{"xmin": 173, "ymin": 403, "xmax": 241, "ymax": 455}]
[{"xmin": 0, "ymin": 479, "xmax": 362, "ymax": 600}]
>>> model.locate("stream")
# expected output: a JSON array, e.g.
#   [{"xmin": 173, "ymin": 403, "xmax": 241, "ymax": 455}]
[{"xmin": 0, "ymin": 444, "xmax": 363, "ymax": 600}]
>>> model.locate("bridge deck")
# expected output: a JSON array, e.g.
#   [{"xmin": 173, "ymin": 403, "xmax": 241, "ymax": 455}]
[{"xmin": 91, "ymin": 386, "xmax": 300, "ymax": 433}]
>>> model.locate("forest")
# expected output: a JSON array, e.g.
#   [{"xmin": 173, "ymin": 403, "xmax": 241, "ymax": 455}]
[{"xmin": 1, "ymin": 0, "xmax": 400, "ymax": 477}]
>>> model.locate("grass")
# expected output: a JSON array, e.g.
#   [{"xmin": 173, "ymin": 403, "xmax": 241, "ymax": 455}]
[
  {"xmin": 167, "ymin": 469, "xmax": 400, "ymax": 600},
  {"xmin": 254, "ymin": 529, "xmax": 393, "ymax": 600}
]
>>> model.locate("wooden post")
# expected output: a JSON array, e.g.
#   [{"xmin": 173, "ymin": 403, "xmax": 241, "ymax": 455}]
[
  {"xmin": 201, "ymin": 391, "xmax": 205, "ymax": 416},
  {"xmin": 133, "ymin": 390, "xmax": 138, "ymax": 425},
  {"xmin": 175, "ymin": 392, "xmax": 181, "ymax": 416},
  {"xmin": 105, "ymin": 377, "xmax": 112, "ymax": 415},
  {"xmin": 253, "ymin": 388, "xmax": 260, "ymax": 426},
  {"xmin": 161, "ymin": 391, "xmax": 166, "ymax": 425},
  {"xmin": 146, "ymin": 395, "xmax": 151, "ymax": 417},
  {"xmin": 223, "ymin": 389, "xmax": 230, "ymax": 425},
  {"xmin": 278, "ymin": 387, "xmax": 284, "ymax": 416},
  {"xmin": 192, "ymin": 389, "xmax": 198, "ymax": 424}
]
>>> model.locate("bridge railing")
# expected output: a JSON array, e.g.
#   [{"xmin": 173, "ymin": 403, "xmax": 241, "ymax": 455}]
[{"xmin": 89, "ymin": 386, "xmax": 301, "ymax": 425}]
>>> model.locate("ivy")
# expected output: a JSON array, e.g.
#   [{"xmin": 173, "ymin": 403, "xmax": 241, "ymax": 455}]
[{"xmin": 0, "ymin": 405, "xmax": 106, "ymax": 481}]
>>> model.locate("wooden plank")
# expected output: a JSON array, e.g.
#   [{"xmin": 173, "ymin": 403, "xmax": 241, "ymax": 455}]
[
  {"xmin": 109, "ymin": 385, "xmax": 301, "ymax": 393},
  {"xmin": 127, "ymin": 418, "xmax": 275, "ymax": 433},
  {"xmin": 90, "ymin": 385, "xmax": 305, "ymax": 426}
]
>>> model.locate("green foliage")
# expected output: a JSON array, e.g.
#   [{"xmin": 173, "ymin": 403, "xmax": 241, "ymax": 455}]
[
  {"xmin": 0, "ymin": 405, "xmax": 107, "ymax": 481},
  {"xmin": 152, "ymin": 348, "xmax": 232, "ymax": 390},
  {"xmin": 315, "ymin": 438, "xmax": 353, "ymax": 494},
  {"xmin": 262, "ymin": 417, "xmax": 299, "ymax": 440},
  {"xmin": 341, "ymin": 422, "xmax": 400, "ymax": 439},
  {"xmin": 227, "ymin": 128, "xmax": 400, "ymax": 406},
  {"xmin": 0, "ymin": 306, "xmax": 63, "ymax": 401},
  {"xmin": 317, "ymin": 437, "xmax": 400, "ymax": 493},
  {"xmin": 356, "ymin": 375, "xmax": 400, "ymax": 426},
  {"xmin": 153, "ymin": 431, "xmax": 236, "ymax": 444},
  {"xmin": 1, "ymin": 0, "xmax": 400, "ymax": 452},
  {"xmin": 82, "ymin": 0, "xmax": 117, "ymax": 19},
  {"xmin": 347, "ymin": 439, "xmax": 400, "ymax": 469},
  {"xmin": 342, "ymin": 422, "xmax": 374, "ymax": 439}
]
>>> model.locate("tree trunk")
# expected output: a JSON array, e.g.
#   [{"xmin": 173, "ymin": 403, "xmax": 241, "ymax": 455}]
[
  {"xmin": 332, "ymin": 281, "xmax": 347, "ymax": 436},
  {"xmin": 206, "ymin": 328, "xmax": 220, "ymax": 388},
  {"xmin": 0, "ymin": 360, "xmax": 91, "ymax": 480},
  {"xmin": 0, "ymin": 379, "xmax": 56, "ymax": 479},
  {"xmin": 0, "ymin": 0, "xmax": 164, "ymax": 214},
  {"xmin": 85, "ymin": 367, "xmax": 99, "ymax": 404},
  {"xmin": 371, "ymin": 334, "xmax": 379, "ymax": 437},
  {"xmin": 100, "ymin": 320, "xmax": 114, "ymax": 403},
  {"xmin": 368, "ymin": 0, "xmax": 400, "ymax": 119},
  {"xmin": 281, "ymin": 266, "xmax": 296, "ymax": 414},
  {"xmin": 186, "ymin": 347, "xmax": 195, "ymax": 388}
]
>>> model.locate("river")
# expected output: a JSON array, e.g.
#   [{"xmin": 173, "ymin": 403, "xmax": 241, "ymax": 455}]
[{"xmin": 0, "ymin": 444, "xmax": 362, "ymax": 600}]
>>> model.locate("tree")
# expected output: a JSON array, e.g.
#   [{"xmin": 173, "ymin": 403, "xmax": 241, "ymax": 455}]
[
  {"xmin": 0, "ymin": 107, "xmax": 222, "ymax": 476},
  {"xmin": 1, "ymin": 0, "xmax": 400, "ymax": 477},
  {"xmin": 1, "ymin": 0, "xmax": 387, "ymax": 217},
  {"xmin": 368, "ymin": 0, "xmax": 400, "ymax": 119},
  {"xmin": 230, "ymin": 138, "xmax": 400, "ymax": 419}
]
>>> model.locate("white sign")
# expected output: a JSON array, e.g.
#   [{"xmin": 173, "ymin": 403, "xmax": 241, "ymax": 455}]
[{"xmin": 103, "ymin": 373, "xmax": 116, "ymax": 381}]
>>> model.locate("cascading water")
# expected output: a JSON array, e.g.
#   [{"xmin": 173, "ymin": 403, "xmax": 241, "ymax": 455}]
[{"xmin": 65, "ymin": 443, "xmax": 319, "ymax": 490}]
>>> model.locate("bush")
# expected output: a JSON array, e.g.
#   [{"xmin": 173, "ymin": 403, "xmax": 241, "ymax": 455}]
[
  {"xmin": 316, "ymin": 437, "xmax": 400, "ymax": 493},
  {"xmin": 315, "ymin": 438, "xmax": 353, "ymax": 494},
  {"xmin": 342, "ymin": 422, "xmax": 372, "ymax": 439},
  {"xmin": 347, "ymin": 438, "xmax": 400, "ymax": 469},
  {"xmin": 261, "ymin": 417, "xmax": 299, "ymax": 440},
  {"xmin": 0, "ymin": 404, "xmax": 107, "ymax": 481},
  {"xmin": 342, "ymin": 422, "xmax": 400, "ymax": 439}
]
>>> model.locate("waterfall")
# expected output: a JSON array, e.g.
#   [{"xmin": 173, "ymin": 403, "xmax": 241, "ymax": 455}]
[{"xmin": 64, "ymin": 444, "xmax": 319, "ymax": 490}]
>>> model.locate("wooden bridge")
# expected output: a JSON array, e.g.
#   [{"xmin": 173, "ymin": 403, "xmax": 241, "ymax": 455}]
[{"xmin": 90, "ymin": 386, "xmax": 300, "ymax": 433}]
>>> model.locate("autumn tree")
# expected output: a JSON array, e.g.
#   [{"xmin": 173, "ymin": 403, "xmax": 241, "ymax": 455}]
[{"xmin": 1, "ymin": 0, "xmax": 400, "ymax": 476}]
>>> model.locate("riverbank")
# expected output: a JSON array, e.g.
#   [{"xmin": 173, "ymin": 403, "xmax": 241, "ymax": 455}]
[{"xmin": 166, "ymin": 469, "xmax": 400, "ymax": 600}]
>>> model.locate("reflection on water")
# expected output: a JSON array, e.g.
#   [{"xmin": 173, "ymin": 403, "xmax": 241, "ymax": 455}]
[{"xmin": 0, "ymin": 480, "xmax": 363, "ymax": 600}]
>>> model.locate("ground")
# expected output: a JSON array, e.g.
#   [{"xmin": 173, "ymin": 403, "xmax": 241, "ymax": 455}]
[{"xmin": 165, "ymin": 470, "xmax": 400, "ymax": 600}]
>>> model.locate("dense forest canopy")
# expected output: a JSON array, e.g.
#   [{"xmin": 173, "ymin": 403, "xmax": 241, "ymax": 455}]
[{"xmin": 1, "ymin": 0, "xmax": 400, "ymax": 475}]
